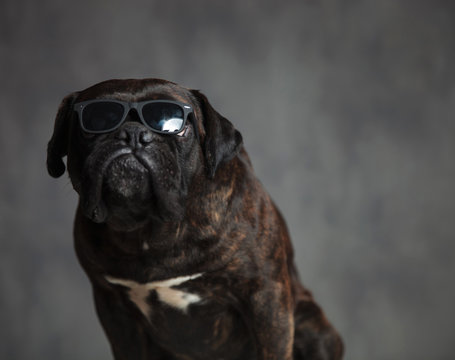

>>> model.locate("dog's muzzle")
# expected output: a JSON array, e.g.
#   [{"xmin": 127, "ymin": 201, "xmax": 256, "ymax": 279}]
[{"xmin": 80, "ymin": 124, "xmax": 156, "ymax": 223}]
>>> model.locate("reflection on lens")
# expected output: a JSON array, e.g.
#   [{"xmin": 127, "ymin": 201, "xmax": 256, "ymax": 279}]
[
  {"xmin": 83, "ymin": 102, "xmax": 124, "ymax": 132},
  {"xmin": 142, "ymin": 103, "xmax": 184, "ymax": 133},
  {"xmin": 160, "ymin": 118, "xmax": 184, "ymax": 132}
]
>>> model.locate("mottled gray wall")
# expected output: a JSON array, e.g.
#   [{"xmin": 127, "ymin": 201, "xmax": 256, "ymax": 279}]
[{"xmin": 1, "ymin": 0, "xmax": 454, "ymax": 359}]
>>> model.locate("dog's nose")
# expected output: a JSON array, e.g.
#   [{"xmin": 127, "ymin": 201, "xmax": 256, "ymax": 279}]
[{"xmin": 116, "ymin": 124, "xmax": 153, "ymax": 148}]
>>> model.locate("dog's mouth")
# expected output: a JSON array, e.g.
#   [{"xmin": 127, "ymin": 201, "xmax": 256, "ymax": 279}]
[
  {"xmin": 104, "ymin": 153, "xmax": 150, "ymax": 199},
  {"xmin": 80, "ymin": 147, "xmax": 153, "ymax": 224},
  {"xmin": 79, "ymin": 140, "xmax": 187, "ymax": 227}
]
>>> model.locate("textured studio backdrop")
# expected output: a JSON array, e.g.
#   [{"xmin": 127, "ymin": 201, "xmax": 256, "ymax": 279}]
[{"xmin": 1, "ymin": 1, "xmax": 455, "ymax": 359}]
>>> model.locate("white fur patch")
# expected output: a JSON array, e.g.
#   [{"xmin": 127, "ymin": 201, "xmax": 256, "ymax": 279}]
[{"xmin": 105, "ymin": 274, "xmax": 203, "ymax": 317}]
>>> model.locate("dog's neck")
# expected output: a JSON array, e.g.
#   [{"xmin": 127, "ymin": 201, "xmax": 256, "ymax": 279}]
[{"xmin": 103, "ymin": 219, "xmax": 187, "ymax": 255}]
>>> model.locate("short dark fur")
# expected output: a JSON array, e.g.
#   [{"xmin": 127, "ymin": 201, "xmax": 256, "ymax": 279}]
[{"xmin": 48, "ymin": 78, "xmax": 343, "ymax": 360}]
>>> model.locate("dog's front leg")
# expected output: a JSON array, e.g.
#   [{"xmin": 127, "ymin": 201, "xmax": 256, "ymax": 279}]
[
  {"xmin": 248, "ymin": 282, "xmax": 294, "ymax": 360},
  {"xmin": 93, "ymin": 285, "xmax": 168, "ymax": 360}
]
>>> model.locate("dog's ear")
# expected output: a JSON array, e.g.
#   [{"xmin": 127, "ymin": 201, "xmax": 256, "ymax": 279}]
[
  {"xmin": 47, "ymin": 92, "xmax": 78, "ymax": 178},
  {"xmin": 191, "ymin": 90, "xmax": 243, "ymax": 178}
]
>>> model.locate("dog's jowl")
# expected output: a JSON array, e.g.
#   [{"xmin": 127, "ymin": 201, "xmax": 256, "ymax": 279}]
[{"xmin": 47, "ymin": 78, "xmax": 343, "ymax": 360}]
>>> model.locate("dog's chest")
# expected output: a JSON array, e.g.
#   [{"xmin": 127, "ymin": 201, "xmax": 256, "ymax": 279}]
[
  {"xmin": 105, "ymin": 273, "xmax": 204, "ymax": 318},
  {"xmin": 105, "ymin": 272, "xmax": 253, "ymax": 359}
]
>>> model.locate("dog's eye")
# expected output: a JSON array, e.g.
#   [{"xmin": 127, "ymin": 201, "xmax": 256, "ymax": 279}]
[
  {"xmin": 176, "ymin": 126, "xmax": 189, "ymax": 137},
  {"xmin": 80, "ymin": 129, "xmax": 97, "ymax": 140}
]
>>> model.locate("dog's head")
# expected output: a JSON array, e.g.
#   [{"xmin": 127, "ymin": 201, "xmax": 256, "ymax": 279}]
[{"xmin": 47, "ymin": 79, "xmax": 242, "ymax": 230}]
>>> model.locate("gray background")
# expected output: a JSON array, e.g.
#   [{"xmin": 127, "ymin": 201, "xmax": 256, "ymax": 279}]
[{"xmin": 1, "ymin": 0, "xmax": 454, "ymax": 359}]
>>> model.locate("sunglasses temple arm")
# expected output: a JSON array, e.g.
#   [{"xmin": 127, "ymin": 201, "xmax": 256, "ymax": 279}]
[{"xmin": 190, "ymin": 115, "xmax": 201, "ymax": 144}]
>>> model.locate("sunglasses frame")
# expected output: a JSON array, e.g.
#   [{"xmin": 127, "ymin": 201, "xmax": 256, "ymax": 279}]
[{"xmin": 73, "ymin": 99, "xmax": 194, "ymax": 135}]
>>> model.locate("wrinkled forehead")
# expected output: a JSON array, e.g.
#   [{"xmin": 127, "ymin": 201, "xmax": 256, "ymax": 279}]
[{"xmin": 76, "ymin": 78, "xmax": 194, "ymax": 104}]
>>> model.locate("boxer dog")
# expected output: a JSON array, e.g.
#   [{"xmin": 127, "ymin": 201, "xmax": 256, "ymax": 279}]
[{"xmin": 47, "ymin": 78, "xmax": 343, "ymax": 360}]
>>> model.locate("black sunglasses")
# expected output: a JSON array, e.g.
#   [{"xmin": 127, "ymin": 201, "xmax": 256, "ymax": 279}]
[{"xmin": 74, "ymin": 99, "xmax": 194, "ymax": 135}]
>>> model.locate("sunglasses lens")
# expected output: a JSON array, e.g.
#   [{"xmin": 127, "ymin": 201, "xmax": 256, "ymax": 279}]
[
  {"xmin": 141, "ymin": 103, "xmax": 184, "ymax": 133},
  {"xmin": 81, "ymin": 102, "xmax": 125, "ymax": 132}
]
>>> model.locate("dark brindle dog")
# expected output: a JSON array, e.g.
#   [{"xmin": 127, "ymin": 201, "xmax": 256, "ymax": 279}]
[{"xmin": 47, "ymin": 78, "xmax": 343, "ymax": 360}]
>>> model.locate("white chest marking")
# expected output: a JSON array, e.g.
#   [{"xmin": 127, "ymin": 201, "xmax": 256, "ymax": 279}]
[{"xmin": 105, "ymin": 274, "xmax": 203, "ymax": 317}]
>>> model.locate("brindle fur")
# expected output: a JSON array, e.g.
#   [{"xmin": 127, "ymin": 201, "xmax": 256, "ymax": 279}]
[{"xmin": 48, "ymin": 79, "xmax": 343, "ymax": 360}]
